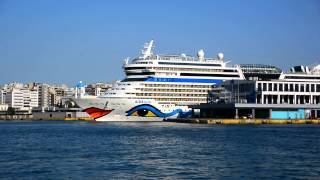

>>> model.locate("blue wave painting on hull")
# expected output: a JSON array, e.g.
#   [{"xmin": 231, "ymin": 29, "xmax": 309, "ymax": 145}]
[{"xmin": 126, "ymin": 104, "xmax": 193, "ymax": 118}]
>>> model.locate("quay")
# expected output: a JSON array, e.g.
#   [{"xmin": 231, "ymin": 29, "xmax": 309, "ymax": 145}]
[
  {"xmin": 191, "ymin": 103, "xmax": 320, "ymax": 120},
  {"xmin": 0, "ymin": 115, "xmax": 94, "ymax": 121},
  {"xmin": 167, "ymin": 103, "xmax": 320, "ymax": 125},
  {"xmin": 0, "ymin": 108, "xmax": 94, "ymax": 121},
  {"xmin": 0, "ymin": 113, "xmax": 319, "ymax": 124},
  {"xmin": 164, "ymin": 118, "xmax": 320, "ymax": 125},
  {"xmin": 0, "ymin": 114, "xmax": 33, "ymax": 120}
]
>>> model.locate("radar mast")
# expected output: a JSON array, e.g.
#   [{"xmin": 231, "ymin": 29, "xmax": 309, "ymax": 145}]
[{"xmin": 141, "ymin": 40, "xmax": 154, "ymax": 59}]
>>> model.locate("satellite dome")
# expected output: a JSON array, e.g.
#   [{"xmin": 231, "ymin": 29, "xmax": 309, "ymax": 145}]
[
  {"xmin": 181, "ymin": 53, "xmax": 186, "ymax": 57},
  {"xmin": 217, "ymin": 53, "xmax": 224, "ymax": 60},
  {"xmin": 197, "ymin": 49, "xmax": 205, "ymax": 59}
]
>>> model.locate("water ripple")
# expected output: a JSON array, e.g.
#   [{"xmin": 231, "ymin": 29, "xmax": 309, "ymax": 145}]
[{"xmin": 0, "ymin": 121, "xmax": 319, "ymax": 179}]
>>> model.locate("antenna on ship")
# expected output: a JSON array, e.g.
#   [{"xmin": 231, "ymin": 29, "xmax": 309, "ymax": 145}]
[
  {"xmin": 141, "ymin": 40, "xmax": 154, "ymax": 59},
  {"xmin": 123, "ymin": 57, "xmax": 129, "ymax": 65}
]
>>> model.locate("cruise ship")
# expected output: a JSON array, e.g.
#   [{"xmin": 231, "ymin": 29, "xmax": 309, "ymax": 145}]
[{"xmin": 73, "ymin": 40, "xmax": 245, "ymax": 121}]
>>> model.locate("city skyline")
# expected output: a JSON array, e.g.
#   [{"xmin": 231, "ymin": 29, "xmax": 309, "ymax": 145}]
[{"xmin": 1, "ymin": 0, "xmax": 320, "ymax": 85}]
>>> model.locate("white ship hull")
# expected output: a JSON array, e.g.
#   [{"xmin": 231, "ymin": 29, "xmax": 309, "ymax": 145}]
[{"xmin": 72, "ymin": 97, "xmax": 189, "ymax": 121}]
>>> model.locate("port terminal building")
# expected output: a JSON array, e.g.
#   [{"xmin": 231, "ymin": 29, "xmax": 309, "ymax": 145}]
[{"xmin": 192, "ymin": 64, "xmax": 320, "ymax": 119}]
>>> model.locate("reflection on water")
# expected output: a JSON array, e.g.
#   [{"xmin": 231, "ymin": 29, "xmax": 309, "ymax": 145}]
[{"xmin": 0, "ymin": 121, "xmax": 319, "ymax": 179}]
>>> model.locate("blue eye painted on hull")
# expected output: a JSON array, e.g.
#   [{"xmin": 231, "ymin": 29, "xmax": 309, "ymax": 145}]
[{"xmin": 126, "ymin": 104, "xmax": 193, "ymax": 118}]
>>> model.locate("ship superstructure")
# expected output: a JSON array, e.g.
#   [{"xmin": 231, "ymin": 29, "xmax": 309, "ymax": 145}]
[{"xmin": 107, "ymin": 40, "xmax": 245, "ymax": 105}]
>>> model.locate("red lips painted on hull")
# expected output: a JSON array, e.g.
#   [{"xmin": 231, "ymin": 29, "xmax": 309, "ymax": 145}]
[{"xmin": 83, "ymin": 107, "xmax": 113, "ymax": 119}]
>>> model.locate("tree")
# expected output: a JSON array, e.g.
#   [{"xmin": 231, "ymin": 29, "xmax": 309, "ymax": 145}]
[{"xmin": 7, "ymin": 107, "xmax": 15, "ymax": 115}]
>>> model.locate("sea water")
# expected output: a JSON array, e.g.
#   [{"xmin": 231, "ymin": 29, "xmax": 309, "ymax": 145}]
[{"xmin": 0, "ymin": 120, "xmax": 319, "ymax": 179}]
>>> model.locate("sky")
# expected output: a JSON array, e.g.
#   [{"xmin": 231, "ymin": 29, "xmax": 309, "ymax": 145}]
[{"xmin": 0, "ymin": 0, "xmax": 319, "ymax": 86}]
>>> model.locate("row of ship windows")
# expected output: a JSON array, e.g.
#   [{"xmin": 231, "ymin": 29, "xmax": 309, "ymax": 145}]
[
  {"xmin": 135, "ymin": 88, "xmax": 208, "ymax": 93},
  {"xmin": 152, "ymin": 56, "xmax": 199, "ymax": 61},
  {"xmin": 136, "ymin": 93, "xmax": 207, "ymax": 97},
  {"xmin": 157, "ymin": 57, "xmax": 192, "ymax": 61},
  {"xmin": 133, "ymin": 62, "xmax": 152, "ymax": 64},
  {"xmin": 138, "ymin": 56, "xmax": 197, "ymax": 61},
  {"xmin": 155, "ymin": 98, "xmax": 206, "ymax": 102},
  {"xmin": 152, "ymin": 67, "xmax": 232, "ymax": 72},
  {"xmin": 158, "ymin": 62, "xmax": 222, "ymax": 66},
  {"xmin": 126, "ymin": 72, "xmax": 177, "ymax": 76},
  {"xmin": 126, "ymin": 72, "xmax": 239, "ymax": 77},
  {"xmin": 258, "ymin": 83, "xmax": 320, "ymax": 92},
  {"xmin": 143, "ymin": 84, "xmax": 211, "ymax": 88},
  {"xmin": 285, "ymin": 76, "xmax": 320, "ymax": 80},
  {"xmin": 125, "ymin": 67, "xmax": 236, "ymax": 73},
  {"xmin": 180, "ymin": 73, "xmax": 239, "ymax": 77}
]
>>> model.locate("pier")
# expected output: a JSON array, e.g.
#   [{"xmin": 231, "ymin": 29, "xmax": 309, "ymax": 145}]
[{"xmin": 164, "ymin": 118, "xmax": 320, "ymax": 125}]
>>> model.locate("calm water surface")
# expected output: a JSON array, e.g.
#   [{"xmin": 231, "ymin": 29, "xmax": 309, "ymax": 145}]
[{"xmin": 0, "ymin": 120, "xmax": 319, "ymax": 179}]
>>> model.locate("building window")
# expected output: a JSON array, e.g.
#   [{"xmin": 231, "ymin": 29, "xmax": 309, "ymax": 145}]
[
  {"xmin": 295, "ymin": 84, "xmax": 299, "ymax": 92},
  {"xmin": 268, "ymin": 83, "xmax": 272, "ymax": 91},
  {"xmin": 284, "ymin": 84, "xmax": 288, "ymax": 91},
  {"xmin": 274, "ymin": 83, "xmax": 278, "ymax": 91},
  {"xmin": 290, "ymin": 84, "xmax": 294, "ymax": 92},
  {"xmin": 306, "ymin": 84, "xmax": 310, "ymax": 92},
  {"xmin": 311, "ymin": 84, "xmax": 315, "ymax": 92},
  {"xmin": 257, "ymin": 83, "xmax": 262, "ymax": 91},
  {"xmin": 301, "ymin": 84, "xmax": 305, "ymax": 92},
  {"xmin": 263, "ymin": 83, "xmax": 267, "ymax": 91},
  {"xmin": 317, "ymin": 84, "xmax": 320, "ymax": 92},
  {"xmin": 279, "ymin": 84, "xmax": 283, "ymax": 91}
]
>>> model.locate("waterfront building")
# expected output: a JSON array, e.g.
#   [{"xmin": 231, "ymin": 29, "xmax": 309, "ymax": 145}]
[
  {"xmin": 0, "ymin": 104, "xmax": 8, "ymax": 111},
  {"xmin": 256, "ymin": 80, "xmax": 320, "ymax": 105},
  {"xmin": 37, "ymin": 84, "xmax": 52, "ymax": 108},
  {"xmin": 85, "ymin": 83, "xmax": 112, "ymax": 96},
  {"xmin": 5, "ymin": 88, "xmax": 39, "ymax": 110},
  {"xmin": 44, "ymin": 84, "xmax": 73, "ymax": 107},
  {"xmin": 201, "ymin": 64, "xmax": 320, "ymax": 119},
  {"xmin": 75, "ymin": 81, "xmax": 86, "ymax": 98},
  {"xmin": 65, "ymin": 88, "xmax": 75, "ymax": 97},
  {"xmin": 5, "ymin": 89, "xmax": 24, "ymax": 109},
  {"xmin": 29, "ymin": 90, "xmax": 39, "ymax": 108},
  {"xmin": 210, "ymin": 64, "xmax": 320, "ymax": 105},
  {"xmin": 209, "ymin": 80, "xmax": 320, "ymax": 105},
  {"xmin": 0, "ymin": 90, "xmax": 5, "ymax": 104},
  {"xmin": 0, "ymin": 82, "xmax": 79, "ymax": 110}
]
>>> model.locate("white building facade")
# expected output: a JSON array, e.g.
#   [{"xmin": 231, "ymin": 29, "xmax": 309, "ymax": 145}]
[
  {"xmin": 5, "ymin": 89, "xmax": 24, "ymax": 109},
  {"xmin": 256, "ymin": 80, "xmax": 320, "ymax": 105},
  {"xmin": 5, "ymin": 88, "xmax": 39, "ymax": 110},
  {"xmin": 0, "ymin": 90, "xmax": 5, "ymax": 104}
]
